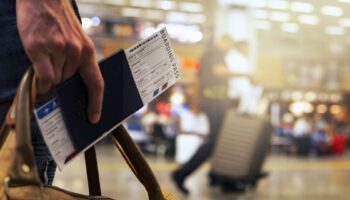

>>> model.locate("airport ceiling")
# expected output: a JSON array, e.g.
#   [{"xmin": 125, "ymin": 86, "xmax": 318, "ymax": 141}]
[
  {"xmin": 76, "ymin": 0, "xmax": 350, "ymax": 57},
  {"xmin": 76, "ymin": 0, "xmax": 207, "ymax": 24},
  {"xmin": 252, "ymin": 0, "xmax": 350, "ymax": 57}
]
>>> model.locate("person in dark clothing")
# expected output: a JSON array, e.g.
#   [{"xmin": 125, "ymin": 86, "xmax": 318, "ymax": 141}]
[
  {"xmin": 171, "ymin": 35, "xmax": 248, "ymax": 195},
  {"xmin": 0, "ymin": 0, "xmax": 104, "ymax": 185}
]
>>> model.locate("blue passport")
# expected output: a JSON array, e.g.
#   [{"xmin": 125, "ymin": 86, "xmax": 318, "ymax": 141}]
[{"xmin": 54, "ymin": 50, "xmax": 143, "ymax": 151}]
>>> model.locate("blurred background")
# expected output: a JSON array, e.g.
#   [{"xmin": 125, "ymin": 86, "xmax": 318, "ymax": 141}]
[{"xmin": 54, "ymin": 0, "xmax": 350, "ymax": 199}]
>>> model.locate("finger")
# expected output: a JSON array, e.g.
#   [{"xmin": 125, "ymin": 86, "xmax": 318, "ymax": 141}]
[
  {"xmin": 50, "ymin": 54, "xmax": 65, "ymax": 84},
  {"xmin": 47, "ymin": 37, "xmax": 66, "ymax": 84},
  {"xmin": 32, "ymin": 54, "xmax": 55, "ymax": 94},
  {"xmin": 62, "ymin": 58, "xmax": 81, "ymax": 81},
  {"xmin": 79, "ymin": 58, "xmax": 104, "ymax": 124},
  {"xmin": 62, "ymin": 61, "xmax": 78, "ymax": 81},
  {"xmin": 62, "ymin": 40, "xmax": 82, "ymax": 81}
]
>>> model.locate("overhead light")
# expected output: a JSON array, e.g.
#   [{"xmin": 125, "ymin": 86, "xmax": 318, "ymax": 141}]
[
  {"xmin": 339, "ymin": 18, "xmax": 350, "ymax": 27},
  {"xmin": 325, "ymin": 26, "xmax": 346, "ymax": 35},
  {"xmin": 321, "ymin": 5, "xmax": 343, "ymax": 17},
  {"xmin": 253, "ymin": 9, "xmax": 268, "ymax": 19},
  {"xmin": 91, "ymin": 16, "xmax": 101, "ymax": 26},
  {"xmin": 270, "ymin": 11, "xmax": 291, "ymax": 22},
  {"xmin": 290, "ymin": 2, "xmax": 314, "ymax": 13},
  {"xmin": 304, "ymin": 103, "xmax": 315, "ymax": 113},
  {"xmin": 330, "ymin": 105, "xmax": 342, "ymax": 115},
  {"xmin": 256, "ymin": 20, "xmax": 271, "ymax": 30},
  {"xmin": 339, "ymin": 0, "xmax": 350, "ymax": 3},
  {"xmin": 268, "ymin": 0, "xmax": 289, "ymax": 10},
  {"xmin": 298, "ymin": 15, "xmax": 319, "ymax": 25},
  {"xmin": 121, "ymin": 8, "xmax": 142, "ymax": 17},
  {"xmin": 289, "ymin": 101, "xmax": 314, "ymax": 116},
  {"xmin": 179, "ymin": 2, "xmax": 203, "ymax": 13},
  {"xmin": 316, "ymin": 104, "xmax": 328, "ymax": 114},
  {"xmin": 158, "ymin": 0, "xmax": 177, "ymax": 10},
  {"xmin": 170, "ymin": 92, "xmax": 186, "ymax": 106},
  {"xmin": 282, "ymin": 23, "xmax": 299, "ymax": 33},
  {"xmin": 82, "ymin": 17, "xmax": 93, "ymax": 30}
]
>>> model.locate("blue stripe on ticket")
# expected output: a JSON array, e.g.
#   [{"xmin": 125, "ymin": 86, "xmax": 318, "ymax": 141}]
[
  {"xmin": 36, "ymin": 98, "xmax": 58, "ymax": 120},
  {"xmin": 153, "ymin": 89, "xmax": 159, "ymax": 97}
]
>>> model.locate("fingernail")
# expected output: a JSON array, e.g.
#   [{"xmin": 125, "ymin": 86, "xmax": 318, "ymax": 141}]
[{"xmin": 89, "ymin": 113, "xmax": 100, "ymax": 124}]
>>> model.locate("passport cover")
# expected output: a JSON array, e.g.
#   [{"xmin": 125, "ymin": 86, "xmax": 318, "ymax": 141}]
[{"xmin": 54, "ymin": 50, "xmax": 143, "ymax": 150}]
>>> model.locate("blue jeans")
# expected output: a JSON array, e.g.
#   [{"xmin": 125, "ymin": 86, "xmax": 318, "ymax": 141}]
[{"xmin": 0, "ymin": 1, "xmax": 56, "ymax": 185}]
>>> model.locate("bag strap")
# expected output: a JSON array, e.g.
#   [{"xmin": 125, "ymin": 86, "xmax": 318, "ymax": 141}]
[
  {"xmin": 0, "ymin": 124, "xmax": 11, "ymax": 149},
  {"xmin": 5, "ymin": 76, "xmax": 37, "ymax": 126},
  {"xmin": 84, "ymin": 146, "xmax": 101, "ymax": 196},
  {"xmin": 7, "ymin": 68, "xmax": 42, "ymax": 187},
  {"xmin": 110, "ymin": 126, "xmax": 165, "ymax": 200},
  {"xmin": 83, "ymin": 125, "xmax": 165, "ymax": 200}
]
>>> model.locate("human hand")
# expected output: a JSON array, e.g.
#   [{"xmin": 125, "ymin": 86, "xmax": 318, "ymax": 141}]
[{"xmin": 16, "ymin": 0, "xmax": 104, "ymax": 123}]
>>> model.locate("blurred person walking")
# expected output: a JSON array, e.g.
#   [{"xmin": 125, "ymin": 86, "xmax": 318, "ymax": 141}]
[
  {"xmin": 175, "ymin": 99, "xmax": 209, "ymax": 164},
  {"xmin": 0, "ymin": 0, "xmax": 104, "ymax": 185},
  {"xmin": 226, "ymin": 41, "xmax": 262, "ymax": 114},
  {"xmin": 171, "ymin": 35, "xmax": 253, "ymax": 194},
  {"xmin": 292, "ymin": 115, "xmax": 312, "ymax": 156}
]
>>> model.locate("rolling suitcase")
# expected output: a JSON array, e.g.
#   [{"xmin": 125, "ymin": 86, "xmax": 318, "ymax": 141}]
[{"xmin": 209, "ymin": 109, "xmax": 273, "ymax": 192}]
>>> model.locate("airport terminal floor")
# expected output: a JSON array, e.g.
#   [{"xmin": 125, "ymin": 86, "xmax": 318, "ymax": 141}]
[{"xmin": 54, "ymin": 144, "xmax": 350, "ymax": 200}]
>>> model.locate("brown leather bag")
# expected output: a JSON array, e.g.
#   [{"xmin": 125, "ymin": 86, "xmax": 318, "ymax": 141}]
[{"xmin": 0, "ymin": 68, "xmax": 178, "ymax": 200}]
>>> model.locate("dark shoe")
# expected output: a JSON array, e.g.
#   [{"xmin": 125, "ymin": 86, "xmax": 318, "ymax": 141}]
[
  {"xmin": 208, "ymin": 173, "xmax": 219, "ymax": 186},
  {"xmin": 221, "ymin": 181, "xmax": 246, "ymax": 193},
  {"xmin": 171, "ymin": 172, "xmax": 189, "ymax": 195}
]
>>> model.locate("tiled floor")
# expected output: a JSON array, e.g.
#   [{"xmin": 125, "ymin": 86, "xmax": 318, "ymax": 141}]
[{"xmin": 54, "ymin": 144, "xmax": 350, "ymax": 200}]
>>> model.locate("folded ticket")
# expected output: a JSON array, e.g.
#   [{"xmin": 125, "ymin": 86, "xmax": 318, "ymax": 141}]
[
  {"xmin": 126, "ymin": 28, "xmax": 180, "ymax": 104},
  {"xmin": 34, "ymin": 28, "xmax": 180, "ymax": 169}
]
